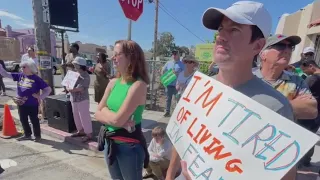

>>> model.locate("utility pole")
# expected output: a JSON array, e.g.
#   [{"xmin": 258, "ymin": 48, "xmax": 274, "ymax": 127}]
[
  {"xmin": 33, "ymin": 0, "xmax": 55, "ymax": 118},
  {"xmin": 32, "ymin": 0, "xmax": 55, "ymax": 95},
  {"xmin": 128, "ymin": 19, "xmax": 132, "ymax": 40},
  {"xmin": 151, "ymin": 0, "xmax": 159, "ymax": 109}
]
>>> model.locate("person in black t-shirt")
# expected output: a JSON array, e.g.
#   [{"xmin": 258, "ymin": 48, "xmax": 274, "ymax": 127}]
[{"xmin": 300, "ymin": 59, "xmax": 320, "ymax": 166}]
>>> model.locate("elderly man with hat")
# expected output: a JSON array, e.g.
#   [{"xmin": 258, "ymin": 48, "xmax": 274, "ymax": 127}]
[
  {"xmin": 255, "ymin": 34, "xmax": 318, "ymax": 120},
  {"xmin": 175, "ymin": 55, "xmax": 198, "ymax": 101},
  {"xmin": 161, "ymin": 50, "xmax": 184, "ymax": 117}
]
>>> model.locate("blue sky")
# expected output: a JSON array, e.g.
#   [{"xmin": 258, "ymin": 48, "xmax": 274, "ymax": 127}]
[{"xmin": 0, "ymin": 0, "xmax": 315, "ymax": 50}]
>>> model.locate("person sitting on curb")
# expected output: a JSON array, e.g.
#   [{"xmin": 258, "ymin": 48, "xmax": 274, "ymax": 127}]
[{"xmin": 144, "ymin": 126, "xmax": 172, "ymax": 180}]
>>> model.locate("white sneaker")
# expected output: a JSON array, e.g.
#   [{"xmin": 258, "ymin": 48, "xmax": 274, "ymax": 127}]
[{"xmin": 1, "ymin": 92, "xmax": 6, "ymax": 96}]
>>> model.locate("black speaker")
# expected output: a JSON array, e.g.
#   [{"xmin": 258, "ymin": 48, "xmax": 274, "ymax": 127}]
[
  {"xmin": 45, "ymin": 94, "xmax": 76, "ymax": 133},
  {"xmin": 48, "ymin": 0, "xmax": 79, "ymax": 29}
]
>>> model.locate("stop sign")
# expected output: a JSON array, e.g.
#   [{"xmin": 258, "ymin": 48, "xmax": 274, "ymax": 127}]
[{"xmin": 119, "ymin": 0, "xmax": 143, "ymax": 21}]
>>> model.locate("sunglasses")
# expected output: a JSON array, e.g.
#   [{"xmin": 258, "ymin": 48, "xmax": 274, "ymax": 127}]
[
  {"xmin": 184, "ymin": 60, "xmax": 195, "ymax": 64},
  {"xmin": 22, "ymin": 66, "xmax": 27, "ymax": 69},
  {"xmin": 269, "ymin": 43, "xmax": 295, "ymax": 51},
  {"xmin": 304, "ymin": 52, "xmax": 314, "ymax": 57}
]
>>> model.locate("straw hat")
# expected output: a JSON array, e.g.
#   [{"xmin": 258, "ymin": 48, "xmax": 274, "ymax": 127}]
[{"xmin": 182, "ymin": 55, "xmax": 199, "ymax": 65}]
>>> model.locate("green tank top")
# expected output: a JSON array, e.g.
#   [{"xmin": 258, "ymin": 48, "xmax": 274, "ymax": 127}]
[{"xmin": 105, "ymin": 78, "xmax": 145, "ymax": 131}]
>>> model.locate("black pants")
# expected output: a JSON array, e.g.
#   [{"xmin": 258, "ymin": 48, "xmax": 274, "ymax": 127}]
[
  {"xmin": 18, "ymin": 105, "xmax": 41, "ymax": 137},
  {"xmin": 0, "ymin": 76, "xmax": 5, "ymax": 92},
  {"xmin": 297, "ymin": 120, "xmax": 319, "ymax": 164}
]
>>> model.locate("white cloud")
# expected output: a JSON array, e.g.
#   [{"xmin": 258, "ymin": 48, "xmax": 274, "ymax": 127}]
[
  {"xmin": 15, "ymin": 21, "xmax": 34, "ymax": 28},
  {"xmin": 0, "ymin": 10, "xmax": 24, "ymax": 21}
]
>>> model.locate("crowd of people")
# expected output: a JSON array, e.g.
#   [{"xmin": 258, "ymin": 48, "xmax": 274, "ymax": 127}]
[{"xmin": 1, "ymin": 0, "xmax": 320, "ymax": 180}]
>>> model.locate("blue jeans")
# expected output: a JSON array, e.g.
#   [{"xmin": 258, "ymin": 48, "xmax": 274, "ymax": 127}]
[
  {"xmin": 104, "ymin": 142, "xmax": 145, "ymax": 180},
  {"xmin": 165, "ymin": 86, "xmax": 177, "ymax": 113}
]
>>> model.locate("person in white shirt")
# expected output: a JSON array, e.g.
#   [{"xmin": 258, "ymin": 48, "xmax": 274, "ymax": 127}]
[
  {"xmin": 144, "ymin": 126, "xmax": 172, "ymax": 180},
  {"xmin": 176, "ymin": 55, "xmax": 199, "ymax": 101},
  {"xmin": 21, "ymin": 47, "xmax": 38, "ymax": 72}
]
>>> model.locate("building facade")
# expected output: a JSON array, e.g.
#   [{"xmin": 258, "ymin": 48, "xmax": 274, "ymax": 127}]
[
  {"xmin": 75, "ymin": 41, "xmax": 107, "ymax": 62},
  {"xmin": 0, "ymin": 19, "xmax": 57, "ymax": 57},
  {"xmin": 276, "ymin": 0, "xmax": 320, "ymax": 64}
]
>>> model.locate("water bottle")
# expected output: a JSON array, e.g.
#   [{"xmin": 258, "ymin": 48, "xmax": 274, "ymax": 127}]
[{"xmin": 126, "ymin": 115, "xmax": 136, "ymax": 133}]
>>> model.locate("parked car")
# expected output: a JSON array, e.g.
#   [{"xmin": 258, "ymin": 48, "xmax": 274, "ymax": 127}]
[
  {"xmin": 86, "ymin": 59, "xmax": 95, "ymax": 74},
  {"xmin": 5, "ymin": 56, "xmax": 61, "ymax": 75},
  {"xmin": 52, "ymin": 57, "xmax": 62, "ymax": 75},
  {"xmin": 4, "ymin": 60, "xmax": 20, "ymax": 72}
]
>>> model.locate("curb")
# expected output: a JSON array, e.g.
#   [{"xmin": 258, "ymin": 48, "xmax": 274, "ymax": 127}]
[{"xmin": 40, "ymin": 124, "xmax": 99, "ymax": 152}]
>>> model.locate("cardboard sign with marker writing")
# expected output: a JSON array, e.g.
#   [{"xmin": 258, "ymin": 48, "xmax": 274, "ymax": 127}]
[
  {"xmin": 61, "ymin": 70, "xmax": 80, "ymax": 89},
  {"xmin": 167, "ymin": 71, "xmax": 319, "ymax": 180}
]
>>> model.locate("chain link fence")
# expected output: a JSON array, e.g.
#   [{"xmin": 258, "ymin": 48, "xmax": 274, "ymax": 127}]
[{"xmin": 145, "ymin": 60, "xmax": 211, "ymax": 112}]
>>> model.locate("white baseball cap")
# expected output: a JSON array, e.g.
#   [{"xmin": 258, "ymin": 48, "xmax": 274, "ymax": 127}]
[
  {"xmin": 202, "ymin": 1, "xmax": 272, "ymax": 38},
  {"xmin": 302, "ymin": 46, "xmax": 315, "ymax": 54},
  {"xmin": 72, "ymin": 57, "xmax": 87, "ymax": 66}
]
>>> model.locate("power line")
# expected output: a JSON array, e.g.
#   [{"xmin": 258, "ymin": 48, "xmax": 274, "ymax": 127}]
[{"xmin": 157, "ymin": 1, "xmax": 205, "ymax": 43}]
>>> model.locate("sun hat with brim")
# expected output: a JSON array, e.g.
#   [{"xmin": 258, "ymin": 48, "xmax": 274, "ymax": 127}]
[
  {"xmin": 202, "ymin": 1, "xmax": 272, "ymax": 38},
  {"xmin": 262, "ymin": 34, "xmax": 301, "ymax": 51},
  {"xmin": 72, "ymin": 57, "xmax": 87, "ymax": 66},
  {"xmin": 182, "ymin": 55, "xmax": 199, "ymax": 64}
]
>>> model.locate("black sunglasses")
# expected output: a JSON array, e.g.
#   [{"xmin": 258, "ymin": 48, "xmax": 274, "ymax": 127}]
[
  {"xmin": 304, "ymin": 52, "xmax": 314, "ymax": 57},
  {"xmin": 184, "ymin": 60, "xmax": 195, "ymax": 64},
  {"xmin": 269, "ymin": 43, "xmax": 295, "ymax": 51}
]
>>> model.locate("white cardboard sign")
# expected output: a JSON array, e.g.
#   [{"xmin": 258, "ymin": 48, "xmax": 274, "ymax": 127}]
[
  {"xmin": 166, "ymin": 71, "xmax": 319, "ymax": 180},
  {"xmin": 61, "ymin": 70, "xmax": 80, "ymax": 89}
]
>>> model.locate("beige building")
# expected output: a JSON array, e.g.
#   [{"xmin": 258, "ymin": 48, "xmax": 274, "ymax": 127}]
[
  {"xmin": 276, "ymin": 0, "xmax": 320, "ymax": 64},
  {"xmin": 75, "ymin": 41, "xmax": 107, "ymax": 62},
  {"xmin": 55, "ymin": 34, "xmax": 70, "ymax": 59}
]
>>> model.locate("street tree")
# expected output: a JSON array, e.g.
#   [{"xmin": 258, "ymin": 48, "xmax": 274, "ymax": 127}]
[
  {"xmin": 150, "ymin": 32, "xmax": 176, "ymax": 57},
  {"xmin": 176, "ymin": 46, "xmax": 190, "ymax": 55}
]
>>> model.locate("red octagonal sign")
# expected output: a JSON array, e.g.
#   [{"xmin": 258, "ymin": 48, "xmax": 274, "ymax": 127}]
[{"xmin": 119, "ymin": 0, "xmax": 144, "ymax": 21}]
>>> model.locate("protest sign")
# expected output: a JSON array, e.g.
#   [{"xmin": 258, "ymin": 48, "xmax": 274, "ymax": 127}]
[
  {"xmin": 166, "ymin": 71, "xmax": 319, "ymax": 180},
  {"xmin": 61, "ymin": 70, "xmax": 80, "ymax": 89},
  {"xmin": 161, "ymin": 69, "xmax": 177, "ymax": 87},
  {"xmin": 39, "ymin": 56, "xmax": 51, "ymax": 69}
]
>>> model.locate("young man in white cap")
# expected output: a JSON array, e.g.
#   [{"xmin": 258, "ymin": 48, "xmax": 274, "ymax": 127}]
[
  {"xmin": 165, "ymin": 1, "xmax": 297, "ymax": 180},
  {"xmin": 301, "ymin": 46, "xmax": 315, "ymax": 60}
]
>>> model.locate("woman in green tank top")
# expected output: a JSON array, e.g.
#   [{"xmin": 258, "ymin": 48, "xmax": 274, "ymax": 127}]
[{"xmin": 95, "ymin": 40, "xmax": 150, "ymax": 180}]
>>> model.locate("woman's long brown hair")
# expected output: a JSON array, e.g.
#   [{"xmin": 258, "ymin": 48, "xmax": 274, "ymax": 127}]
[{"xmin": 115, "ymin": 40, "xmax": 150, "ymax": 84}]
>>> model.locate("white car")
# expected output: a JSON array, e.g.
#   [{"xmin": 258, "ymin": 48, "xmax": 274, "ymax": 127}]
[{"xmin": 5, "ymin": 56, "xmax": 62, "ymax": 75}]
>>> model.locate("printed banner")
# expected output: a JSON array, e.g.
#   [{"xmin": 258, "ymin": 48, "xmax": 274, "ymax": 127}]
[
  {"xmin": 161, "ymin": 69, "xmax": 177, "ymax": 87},
  {"xmin": 61, "ymin": 70, "xmax": 80, "ymax": 89},
  {"xmin": 195, "ymin": 44, "xmax": 214, "ymax": 62},
  {"xmin": 166, "ymin": 71, "xmax": 319, "ymax": 180}
]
